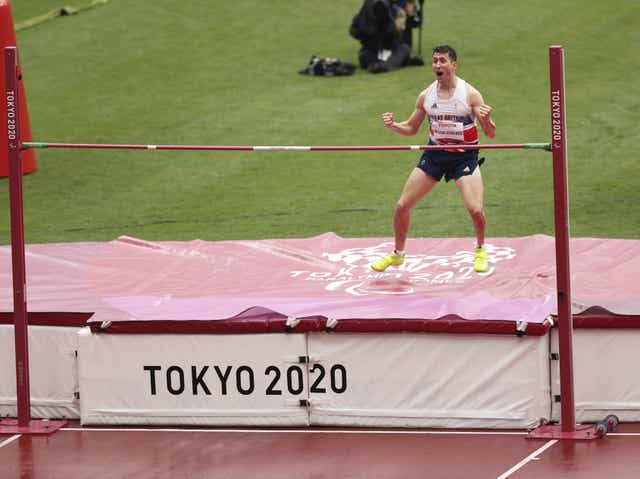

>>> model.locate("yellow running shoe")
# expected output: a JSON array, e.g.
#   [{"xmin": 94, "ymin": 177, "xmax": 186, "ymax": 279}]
[
  {"xmin": 474, "ymin": 246, "xmax": 489, "ymax": 273},
  {"xmin": 370, "ymin": 251, "xmax": 405, "ymax": 272}
]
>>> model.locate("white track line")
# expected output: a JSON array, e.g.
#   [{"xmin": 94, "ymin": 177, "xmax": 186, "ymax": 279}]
[
  {"xmin": 61, "ymin": 427, "xmax": 527, "ymax": 435},
  {"xmin": 497, "ymin": 440, "xmax": 558, "ymax": 478},
  {"xmin": 0, "ymin": 434, "xmax": 21, "ymax": 449}
]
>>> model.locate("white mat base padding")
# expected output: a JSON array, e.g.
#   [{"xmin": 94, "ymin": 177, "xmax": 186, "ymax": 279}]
[
  {"xmin": 0, "ymin": 324, "xmax": 80, "ymax": 419},
  {"xmin": 78, "ymin": 329, "xmax": 310, "ymax": 426},
  {"xmin": 307, "ymin": 333, "xmax": 550, "ymax": 429},
  {"xmin": 551, "ymin": 328, "xmax": 640, "ymax": 422},
  {"xmin": 78, "ymin": 329, "xmax": 551, "ymax": 428}
]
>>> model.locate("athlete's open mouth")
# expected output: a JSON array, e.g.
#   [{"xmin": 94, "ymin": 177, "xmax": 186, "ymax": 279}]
[{"xmin": 436, "ymin": 71, "xmax": 444, "ymax": 76}]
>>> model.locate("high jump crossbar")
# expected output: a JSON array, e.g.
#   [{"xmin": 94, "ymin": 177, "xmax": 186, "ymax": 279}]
[
  {"xmin": 20, "ymin": 142, "xmax": 551, "ymax": 152},
  {"xmin": 2, "ymin": 45, "xmax": 588, "ymax": 439}
]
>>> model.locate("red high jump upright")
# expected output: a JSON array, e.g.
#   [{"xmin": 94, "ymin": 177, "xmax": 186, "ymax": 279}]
[
  {"xmin": 549, "ymin": 45, "xmax": 576, "ymax": 432},
  {"xmin": 0, "ymin": 46, "xmax": 65, "ymax": 434},
  {"xmin": 528, "ymin": 45, "xmax": 603, "ymax": 440}
]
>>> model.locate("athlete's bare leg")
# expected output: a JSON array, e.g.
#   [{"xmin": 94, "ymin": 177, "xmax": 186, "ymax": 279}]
[
  {"xmin": 455, "ymin": 166, "xmax": 485, "ymax": 246},
  {"xmin": 394, "ymin": 168, "xmax": 438, "ymax": 252}
]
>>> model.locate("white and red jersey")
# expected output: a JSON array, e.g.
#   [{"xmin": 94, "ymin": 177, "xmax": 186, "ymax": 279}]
[{"xmin": 423, "ymin": 77, "xmax": 478, "ymax": 148}]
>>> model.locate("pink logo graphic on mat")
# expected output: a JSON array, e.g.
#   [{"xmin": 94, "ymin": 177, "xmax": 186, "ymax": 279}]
[{"xmin": 290, "ymin": 242, "xmax": 516, "ymax": 296}]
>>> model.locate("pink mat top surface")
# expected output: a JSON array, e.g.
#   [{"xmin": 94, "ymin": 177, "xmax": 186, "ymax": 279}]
[{"xmin": 1, "ymin": 233, "xmax": 639, "ymax": 330}]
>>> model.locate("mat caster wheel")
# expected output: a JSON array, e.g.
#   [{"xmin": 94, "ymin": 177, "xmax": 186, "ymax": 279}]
[
  {"xmin": 594, "ymin": 421, "xmax": 608, "ymax": 438},
  {"xmin": 604, "ymin": 414, "xmax": 620, "ymax": 432}
]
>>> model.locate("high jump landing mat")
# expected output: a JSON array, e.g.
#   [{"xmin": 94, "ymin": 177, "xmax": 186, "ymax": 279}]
[{"xmin": 1, "ymin": 233, "xmax": 639, "ymax": 428}]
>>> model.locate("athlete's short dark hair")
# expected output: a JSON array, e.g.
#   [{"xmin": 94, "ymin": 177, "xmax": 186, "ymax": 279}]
[{"xmin": 432, "ymin": 45, "xmax": 457, "ymax": 61}]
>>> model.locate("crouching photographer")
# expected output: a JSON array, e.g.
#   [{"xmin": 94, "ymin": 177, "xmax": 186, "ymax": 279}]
[{"xmin": 349, "ymin": 0, "xmax": 422, "ymax": 74}]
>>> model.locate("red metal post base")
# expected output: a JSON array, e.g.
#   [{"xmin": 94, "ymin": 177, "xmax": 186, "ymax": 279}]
[
  {"xmin": 0, "ymin": 418, "xmax": 67, "ymax": 435},
  {"xmin": 527, "ymin": 424, "xmax": 603, "ymax": 441}
]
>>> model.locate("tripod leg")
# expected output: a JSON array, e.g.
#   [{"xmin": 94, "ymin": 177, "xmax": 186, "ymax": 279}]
[{"xmin": 418, "ymin": 0, "xmax": 425, "ymax": 59}]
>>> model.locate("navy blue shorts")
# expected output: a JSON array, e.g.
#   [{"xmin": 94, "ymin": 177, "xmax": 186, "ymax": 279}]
[{"xmin": 416, "ymin": 145, "xmax": 480, "ymax": 182}]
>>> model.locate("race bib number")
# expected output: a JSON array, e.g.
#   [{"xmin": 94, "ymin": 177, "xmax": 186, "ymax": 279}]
[{"xmin": 431, "ymin": 120, "xmax": 465, "ymax": 143}]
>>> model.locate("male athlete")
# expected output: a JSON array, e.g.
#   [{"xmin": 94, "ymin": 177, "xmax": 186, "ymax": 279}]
[{"xmin": 371, "ymin": 45, "xmax": 496, "ymax": 273}]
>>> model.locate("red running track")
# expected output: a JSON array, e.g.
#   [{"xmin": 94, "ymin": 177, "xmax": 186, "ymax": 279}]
[{"xmin": 2, "ymin": 423, "xmax": 640, "ymax": 479}]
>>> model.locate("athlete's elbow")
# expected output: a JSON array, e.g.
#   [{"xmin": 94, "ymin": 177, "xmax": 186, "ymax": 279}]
[{"xmin": 394, "ymin": 121, "xmax": 417, "ymax": 136}]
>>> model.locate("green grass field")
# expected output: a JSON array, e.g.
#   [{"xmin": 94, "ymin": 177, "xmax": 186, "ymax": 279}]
[{"xmin": 2, "ymin": 0, "xmax": 639, "ymax": 244}]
